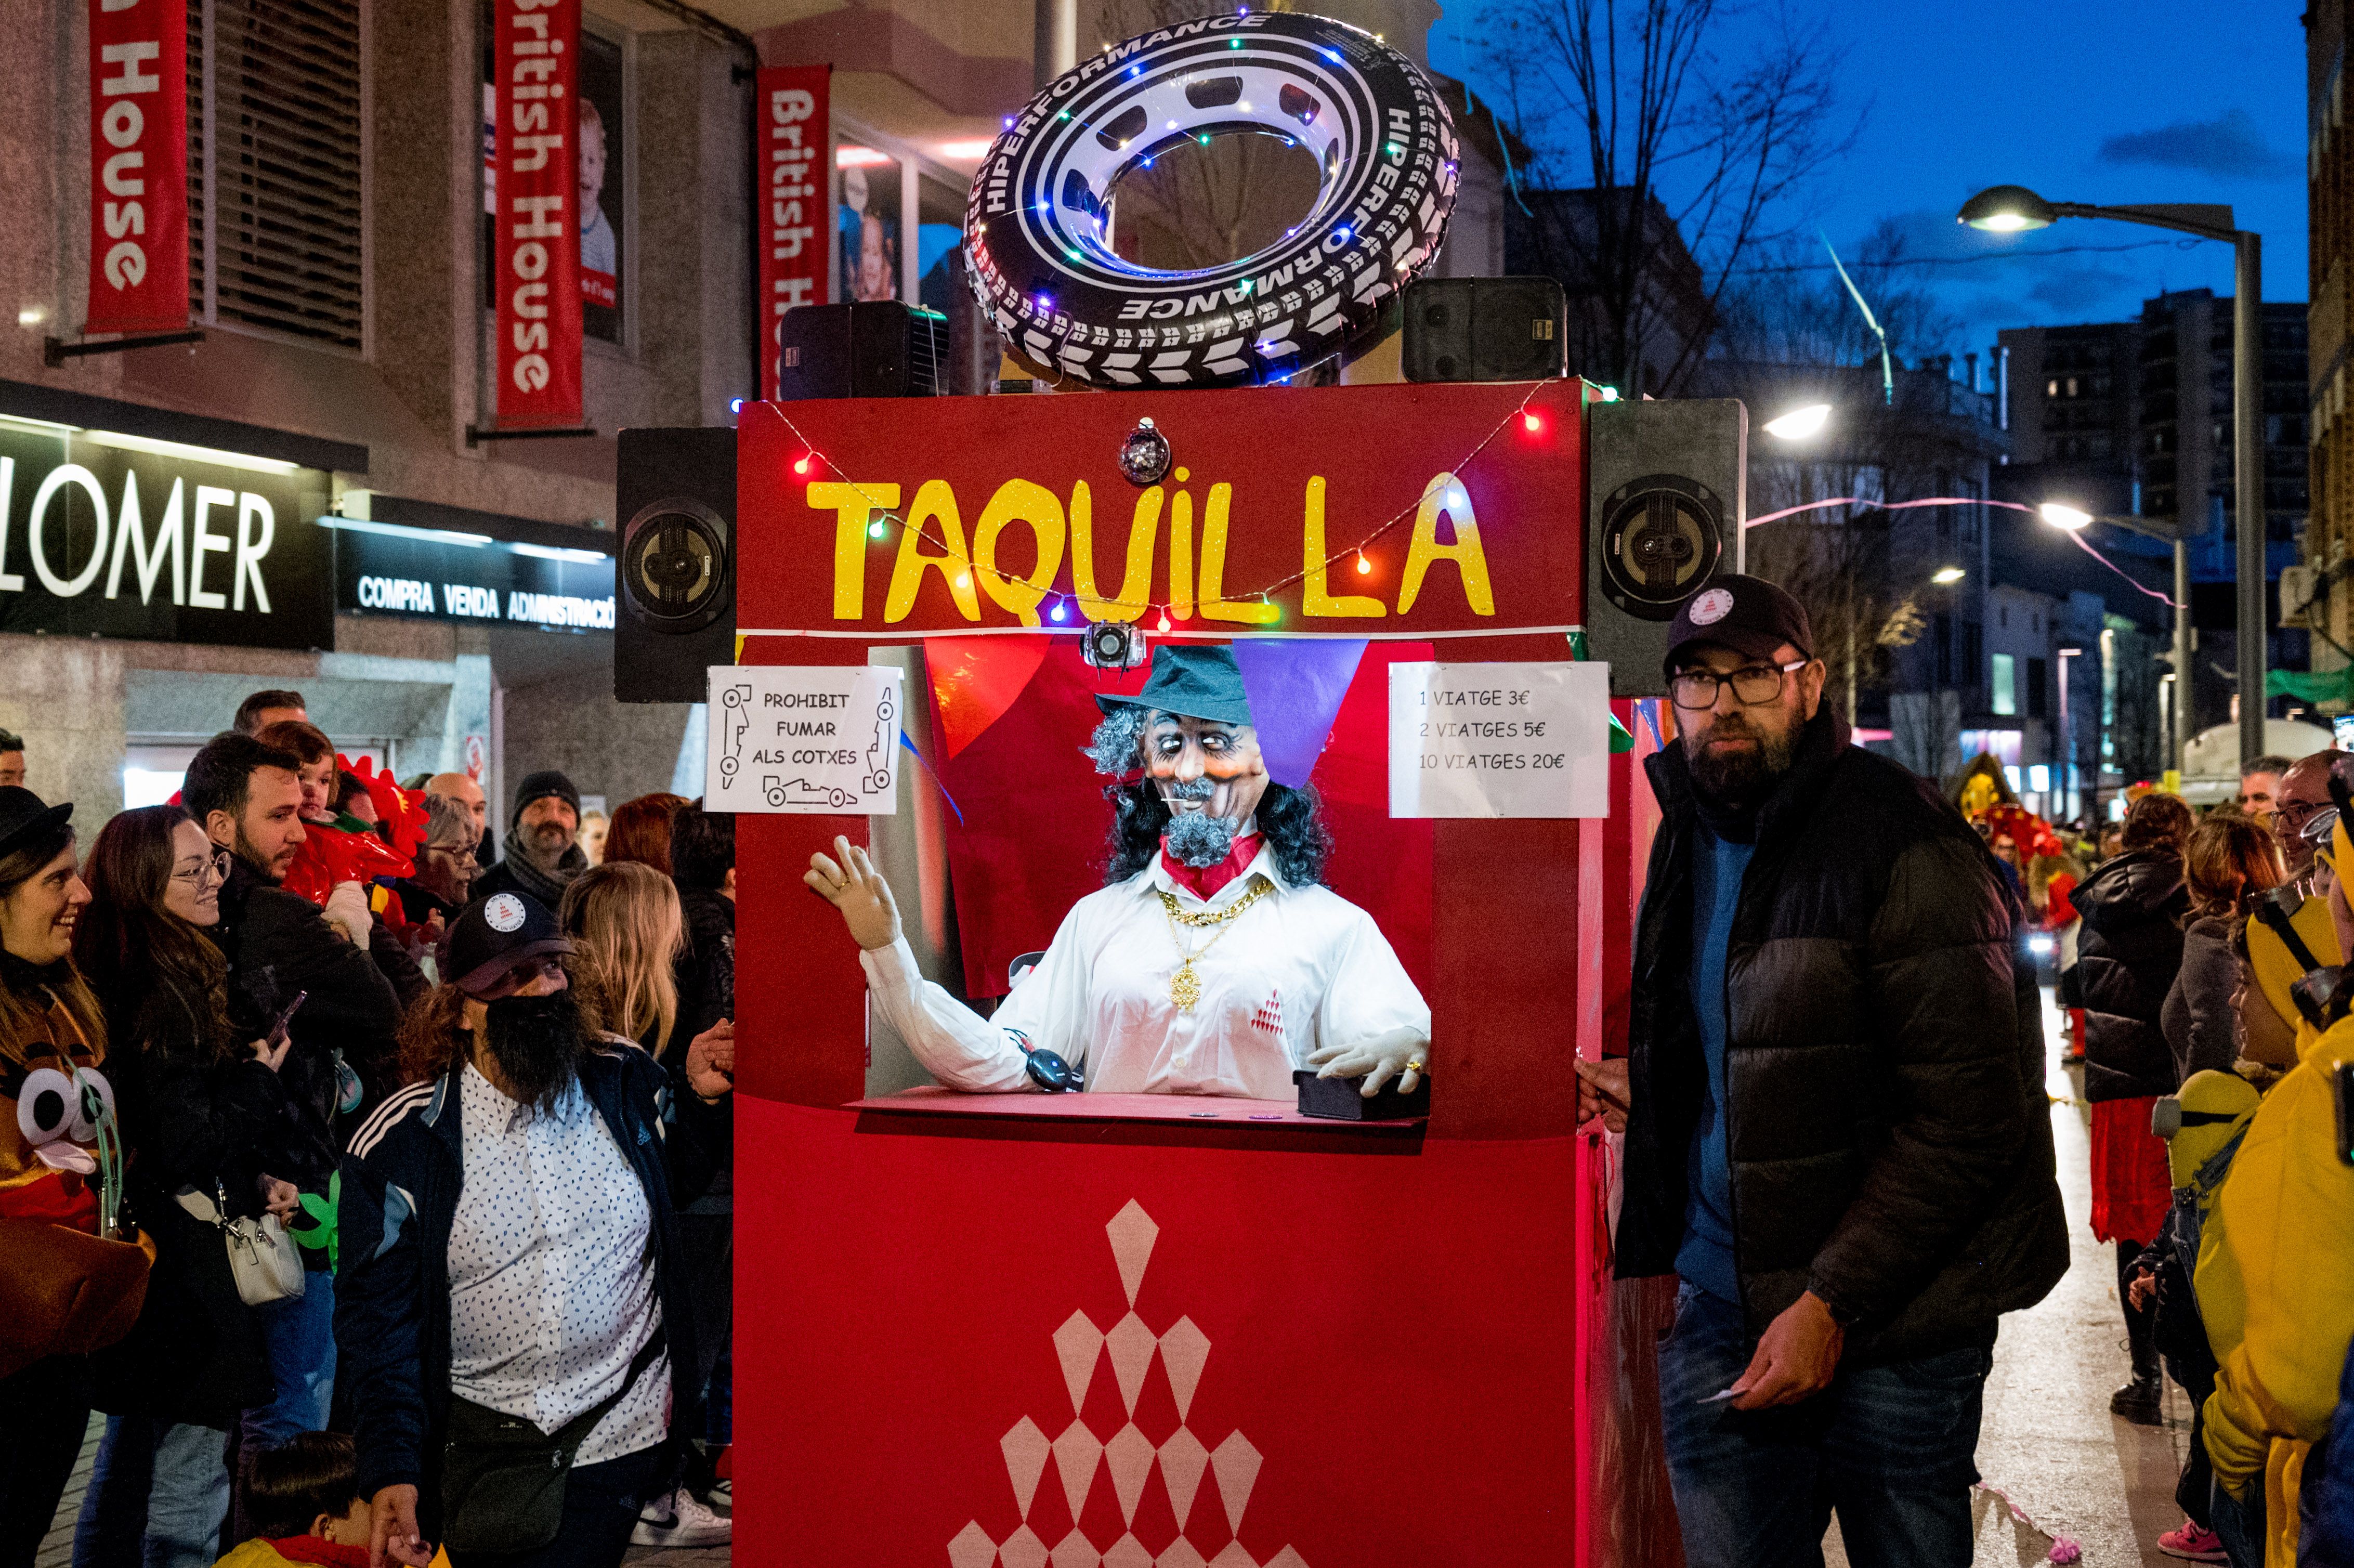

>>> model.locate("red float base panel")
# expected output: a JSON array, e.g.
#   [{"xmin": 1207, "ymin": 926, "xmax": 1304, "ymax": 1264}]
[{"xmin": 735, "ymin": 1096, "xmax": 1589, "ymax": 1566}]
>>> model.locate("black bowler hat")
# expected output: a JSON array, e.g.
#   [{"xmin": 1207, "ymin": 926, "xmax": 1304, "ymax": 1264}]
[
  {"xmin": 1095, "ymin": 644, "xmax": 1254, "ymax": 726},
  {"xmin": 448, "ymin": 891, "xmax": 574, "ymax": 999},
  {"xmin": 1664, "ymin": 574, "xmax": 1815, "ymax": 674},
  {"xmin": 0, "ymin": 787, "xmax": 72, "ymax": 862}
]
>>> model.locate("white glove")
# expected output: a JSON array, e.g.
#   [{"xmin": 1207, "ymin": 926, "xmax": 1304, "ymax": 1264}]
[
  {"xmin": 322, "ymin": 881, "xmax": 372, "ymax": 947},
  {"xmin": 1304, "ymin": 1026, "xmax": 1428, "ymax": 1096}
]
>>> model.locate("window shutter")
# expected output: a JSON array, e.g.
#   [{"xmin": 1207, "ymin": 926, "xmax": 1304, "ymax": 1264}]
[{"xmin": 187, "ymin": 0, "xmax": 365, "ymax": 351}]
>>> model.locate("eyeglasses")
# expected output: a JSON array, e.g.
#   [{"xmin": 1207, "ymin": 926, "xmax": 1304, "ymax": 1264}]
[
  {"xmin": 2280, "ymin": 798, "xmax": 2331, "ymax": 832},
  {"xmin": 1669, "ymin": 659, "xmax": 1809, "ymax": 711},
  {"xmin": 170, "ymin": 851, "xmax": 231, "ymax": 888}
]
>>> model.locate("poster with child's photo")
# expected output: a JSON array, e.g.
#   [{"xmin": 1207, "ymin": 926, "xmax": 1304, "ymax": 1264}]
[
  {"xmin": 839, "ymin": 158, "xmax": 901, "ymax": 304},
  {"xmin": 577, "ymin": 29, "xmax": 624, "ymax": 342}
]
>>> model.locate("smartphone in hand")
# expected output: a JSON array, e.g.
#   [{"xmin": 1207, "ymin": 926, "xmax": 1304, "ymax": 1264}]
[{"xmin": 268, "ymin": 990, "xmax": 308, "ymax": 1050}]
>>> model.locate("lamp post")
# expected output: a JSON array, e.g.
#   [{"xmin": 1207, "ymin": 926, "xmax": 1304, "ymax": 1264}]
[
  {"xmin": 2057, "ymin": 645, "xmax": 2081, "ymax": 820},
  {"xmin": 2040, "ymin": 502, "xmax": 2193, "ymax": 777},
  {"xmin": 1961, "ymin": 185, "xmax": 2266, "ymax": 769}
]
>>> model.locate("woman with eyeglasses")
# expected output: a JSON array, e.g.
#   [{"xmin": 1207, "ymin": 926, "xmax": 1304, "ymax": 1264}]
[
  {"xmin": 0, "ymin": 789, "xmax": 150, "ymax": 1568},
  {"xmin": 68, "ymin": 805, "xmax": 316, "ymax": 1568}
]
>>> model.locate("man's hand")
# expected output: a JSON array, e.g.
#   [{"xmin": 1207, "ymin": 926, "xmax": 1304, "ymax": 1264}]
[
  {"xmin": 1306, "ymin": 1026, "xmax": 1428, "ymax": 1095},
  {"xmin": 1728, "ymin": 1290, "xmax": 1845, "ymax": 1410},
  {"xmin": 2127, "ymin": 1266, "xmax": 2156, "ymax": 1312},
  {"xmin": 686, "ymin": 1018, "xmax": 735, "ymax": 1102},
  {"xmin": 369, "ymin": 1484, "xmax": 430, "ymax": 1568},
  {"xmin": 1575, "ymin": 1058, "xmax": 1630, "ymax": 1134},
  {"xmin": 804, "ymin": 837, "xmax": 903, "ymax": 951}
]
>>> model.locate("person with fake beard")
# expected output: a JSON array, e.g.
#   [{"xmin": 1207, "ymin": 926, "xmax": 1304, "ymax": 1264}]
[
  {"xmin": 1575, "ymin": 576, "xmax": 2067, "ymax": 1568},
  {"xmin": 334, "ymin": 892, "xmax": 708, "ymax": 1568},
  {"xmin": 807, "ymin": 644, "xmax": 1429, "ymax": 1101},
  {"xmin": 470, "ymin": 773, "xmax": 587, "ymax": 911}
]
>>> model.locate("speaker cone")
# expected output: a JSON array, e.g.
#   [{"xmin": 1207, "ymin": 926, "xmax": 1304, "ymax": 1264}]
[
  {"xmin": 1599, "ymin": 475, "xmax": 1722, "ymax": 621},
  {"xmin": 621, "ymin": 499, "xmax": 729, "ymax": 634}
]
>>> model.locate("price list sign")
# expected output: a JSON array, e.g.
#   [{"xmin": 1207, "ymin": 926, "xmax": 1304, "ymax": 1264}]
[{"xmin": 1388, "ymin": 660, "xmax": 1611, "ymax": 818}]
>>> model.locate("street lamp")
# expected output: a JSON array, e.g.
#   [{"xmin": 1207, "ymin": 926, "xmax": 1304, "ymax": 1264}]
[
  {"xmin": 1962, "ymin": 183, "xmax": 2266, "ymax": 770},
  {"xmin": 1762, "ymin": 403, "xmax": 1833, "ymax": 440},
  {"xmin": 1930, "ymin": 566, "xmax": 1966, "ymax": 585},
  {"xmin": 2037, "ymin": 501, "xmax": 2194, "ymax": 777}
]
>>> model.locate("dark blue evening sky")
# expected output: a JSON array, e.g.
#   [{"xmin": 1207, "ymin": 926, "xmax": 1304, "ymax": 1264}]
[{"xmin": 1428, "ymin": 1, "xmax": 2310, "ymax": 355}]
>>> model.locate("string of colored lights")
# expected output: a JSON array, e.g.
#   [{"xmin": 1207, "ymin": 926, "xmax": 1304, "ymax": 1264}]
[
  {"xmin": 1744, "ymin": 494, "xmax": 2182, "ymax": 611},
  {"xmin": 762, "ymin": 380, "xmax": 1557, "ymax": 630}
]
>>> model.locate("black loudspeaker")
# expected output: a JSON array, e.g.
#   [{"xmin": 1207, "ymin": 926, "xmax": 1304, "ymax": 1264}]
[
  {"xmin": 616, "ymin": 426, "xmax": 736, "ymax": 704},
  {"xmin": 777, "ymin": 301, "xmax": 949, "ymax": 400},
  {"xmin": 1401, "ymin": 277, "xmax": 1567, "ymax": 383},
  {"xmin": 1584, "ymin": 399, "xmax": 1747, "ymax": 698}
]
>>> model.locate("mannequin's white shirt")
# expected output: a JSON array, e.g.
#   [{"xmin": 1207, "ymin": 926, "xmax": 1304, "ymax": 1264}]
[{"xmin": 859, "ymin": 842, "xmax": 1429, "ymax": 1099}]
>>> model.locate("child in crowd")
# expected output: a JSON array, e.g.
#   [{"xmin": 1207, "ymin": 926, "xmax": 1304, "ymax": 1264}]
[{"xmin": 214, "ymin": 1432, "xmax": 374, "ymax": 1567}]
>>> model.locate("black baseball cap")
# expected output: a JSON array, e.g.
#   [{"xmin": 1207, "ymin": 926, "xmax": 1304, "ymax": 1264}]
[
  {"xmin": 448, "ymin": 891, "xmax": 573, "ymax": 999},
  {"xmin": 1664, "ymin": 574, "xmax": 1815, "ymax": 674},
  {"xmin": 0, "ymin": 787, "xmax": 72, "ymax": 862}
]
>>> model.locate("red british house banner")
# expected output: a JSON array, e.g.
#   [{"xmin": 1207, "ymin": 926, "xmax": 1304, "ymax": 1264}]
[
  {"xmin": 756, "ymin": 64, "xmax": 829, "ymax": 402},
  {"xmin": 492, "ymin": 0, "xmax": 582, "ymax": 428},
  {"xmin": 85, "ymin": 0, "xmax": 189, "ymax": 334}
]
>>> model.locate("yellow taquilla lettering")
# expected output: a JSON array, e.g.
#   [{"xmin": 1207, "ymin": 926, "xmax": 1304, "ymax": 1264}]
[
  {"xmin": 808, "ymin": 481, "xmax": 901, "ymax": 620},
  {"xmin": 884, "ymin": 479, "xmax": 979, "ymax": 622},
  {"xmin": 1299, "ymin": 476, "xmax": 1384, "ymax": 618},
  {"xmin": 971, "ymin": 479, "xmax": 1067, "ymax": 626},
  {"xmin": 1397, "ymin": 472, "xmax": 1494, "ymax": 616},
  {"xmin": 1197, "ymin": 483, "xmax": 1278, "ymax": 624},
  {"xmin": 1070, "ymin": 481, "xmax": 1159, "ymax": 622}
]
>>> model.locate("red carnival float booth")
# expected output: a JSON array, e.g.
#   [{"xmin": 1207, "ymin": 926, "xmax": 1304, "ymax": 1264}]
[{"xmin": 727, "ymin": 377, "xmax": 1661, "ymax": 1566}]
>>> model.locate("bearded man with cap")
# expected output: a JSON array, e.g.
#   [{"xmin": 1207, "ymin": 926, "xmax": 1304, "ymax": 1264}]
[
  {"xmin": 1573, "ymin": 574, "xmax": 2067, "ymax": 1568},
  {"xmin": 334, "ymin": 890, "xmax": 728, "ymax": 1568},
  {"xmin": 472, "ymin": 772, "xmax": 587, "ymax": 909},
  {"xmin": 805, "ymin": 643, "xmax": 1429, "ymax": 1101}
]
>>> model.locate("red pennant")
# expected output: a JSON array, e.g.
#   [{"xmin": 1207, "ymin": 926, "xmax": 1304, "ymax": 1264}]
[{"xmin": 925, "ymin": 636, "xmax": 1050, "ymax": 760}]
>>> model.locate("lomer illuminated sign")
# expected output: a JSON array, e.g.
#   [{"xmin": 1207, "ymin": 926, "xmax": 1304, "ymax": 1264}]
[{"xmin": 0, "ymin": 421, "xmax": 333, "ymax": 648}]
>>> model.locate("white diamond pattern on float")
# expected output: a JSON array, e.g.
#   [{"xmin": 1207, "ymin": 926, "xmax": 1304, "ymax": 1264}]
[{"xmin": 949, "ymin": 1199, "xmax": 1310, "ymax": 1567}]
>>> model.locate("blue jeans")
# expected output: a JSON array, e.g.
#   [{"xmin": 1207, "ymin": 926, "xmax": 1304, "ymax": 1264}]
[
  {"xmin": 240, "ymin": 1270, "xmax": 335, "ymax": 1446},
  {"xmin": 1657, "ymin": 1284, "xmax": 1990, "ymax": 1568},
  {"xmin": 71, "ymin": 1417, "xmax": 232, "ymax": 1568},
  {"xmin": 2209, "ymin": 1474, "xmax": 2264, "ymax": 1568}
]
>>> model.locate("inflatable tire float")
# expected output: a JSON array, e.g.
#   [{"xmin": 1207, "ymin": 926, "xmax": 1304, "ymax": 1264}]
[{"xmin": 964, "ymin": 11, "xmax": 1459, "ymax": 389}]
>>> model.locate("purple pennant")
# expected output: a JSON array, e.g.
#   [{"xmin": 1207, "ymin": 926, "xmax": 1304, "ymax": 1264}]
[{"xmin": 1230, "ymin": 638, "xmax": 1368, "ymax": 789}]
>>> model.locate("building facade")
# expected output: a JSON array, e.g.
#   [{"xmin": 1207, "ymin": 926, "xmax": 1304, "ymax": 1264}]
[{"xmin": 2, "ymin": 0, "xmax": 1497, "ymax": 827}]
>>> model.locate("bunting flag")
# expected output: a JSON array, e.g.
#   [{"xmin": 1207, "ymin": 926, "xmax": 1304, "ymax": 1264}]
[
  {"xmin": 491, "ymin": 0, "xmax": 582, "ymax": 427},
  {"xmin": 1231, "ymin": 637, "xmax": 1368, "ymax": 789},
  {"xmin": 757, "ymin": 66, "xmax": 830, "ymax": 402},
  {"xmin": 925, "ymin": 635, "xmax": 1050, "ymax": 759}
]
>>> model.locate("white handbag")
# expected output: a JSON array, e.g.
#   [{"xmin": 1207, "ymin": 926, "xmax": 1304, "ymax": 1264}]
[{"xmin": 175, "ymin": 1180, "xmax": 306, "ymax": 1307}]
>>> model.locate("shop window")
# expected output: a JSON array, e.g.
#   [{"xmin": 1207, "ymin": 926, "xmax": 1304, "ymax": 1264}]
[
  {"xmin": 187, "ymin": 0, "xmax": 366, "ymax": 350},
  {"xmin": 918, "ymin": 171, "xmax": 964, "ymax": 317},
  {"xmin": 2027, "ymin": 657, "xmax": 2048, "ymax": 717}
]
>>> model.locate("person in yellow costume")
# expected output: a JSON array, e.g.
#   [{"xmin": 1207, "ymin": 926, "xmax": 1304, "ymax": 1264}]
[{"xmin": 2195, "ymin": 806, "xmax": 2354, "ymax": 1566}]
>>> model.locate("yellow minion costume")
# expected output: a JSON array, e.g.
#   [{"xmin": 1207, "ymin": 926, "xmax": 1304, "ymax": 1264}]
[{"xmin": 2197, "ymin": 820, "xmax": 2354, "ymax": 1564}]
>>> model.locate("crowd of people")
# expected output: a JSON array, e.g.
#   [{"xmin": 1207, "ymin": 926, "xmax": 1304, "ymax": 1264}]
[{"xmin": 0, "ymin": 689, "xmax": 737, "ymax": 1568}]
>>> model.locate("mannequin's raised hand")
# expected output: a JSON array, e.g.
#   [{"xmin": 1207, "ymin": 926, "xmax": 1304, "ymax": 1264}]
[
  {"xmin": 804, "ymin": 836, "xmax": 903, "ymax": 951},
  {"xmin": 1305, "ymin": 1026, "xmax": 1428, "ymax": 1096}
]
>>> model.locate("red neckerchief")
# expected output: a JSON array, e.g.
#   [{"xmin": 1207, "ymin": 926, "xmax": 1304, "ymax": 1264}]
[
  {"xmin": 1160, "ymin": 832, "xmax": 1262, "ymax": 900},
  {"xmin": 268, "ymin": 1539, "xmax": 370, "ymax": 1568}
]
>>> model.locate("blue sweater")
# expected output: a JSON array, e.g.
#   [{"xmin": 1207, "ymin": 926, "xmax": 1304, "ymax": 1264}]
[{"xmin": 1676, "ymin": 825, "xmax": 1753, "ymax": 1303}]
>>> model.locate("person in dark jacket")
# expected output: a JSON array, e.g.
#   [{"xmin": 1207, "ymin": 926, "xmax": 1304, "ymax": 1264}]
[
  {"xmin": 69, "ymin": 805, "xmax": 300, "ymax": 1568},
  {"xmin": 336, "ymin": 893, "xmax": 706, "ymax": 1568},
  {"xmin": 470, "ymin": 772, "xmax": 587, "ymax": 910},
  {"xmin": 184, "ymin": 731, "xmax": 401, "ymax": 1464},
  {"xmin": 662, "ymin": 804, "xmax": 735, "ymax": 1509},
  {"xmin": 2304, "ymin": 1332, "xmax": 2354, "ymax": 1565},
  {"xmin": 1575, "ymin": 576, "xmax": 2067, "ymax": 1568},
  {"xmin": 2071, "ymin": 788, "xmax": 2192, "ymax": 1426},
  {"xmin": 2162, "ymin": 813, "xmax": 2284, "ymax": 1084}
]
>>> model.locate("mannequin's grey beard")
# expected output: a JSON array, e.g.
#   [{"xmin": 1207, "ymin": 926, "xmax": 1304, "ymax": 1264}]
[{"xmin": 1164, "ymin": 808, "xmax": 1238, "ymax": 868}]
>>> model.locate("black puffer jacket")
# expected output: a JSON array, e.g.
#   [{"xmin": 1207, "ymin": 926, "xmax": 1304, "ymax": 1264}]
[
  {"xmin": 2071, "ymin": 848, "xmax": 2189, "ymax": 1102},
  {"xmin": 1621, "ymin": 707, "xmax": 2069, "ymax": 1364}
]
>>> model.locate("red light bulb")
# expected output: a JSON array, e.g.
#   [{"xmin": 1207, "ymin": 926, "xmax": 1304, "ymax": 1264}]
[
  {"xmin": 793, "ymin": 455, "xmax": 812, "ymax": 475},
  {"xmin": 1522, "ymin": 412, "xmax": 1542, "ymax": 434}
]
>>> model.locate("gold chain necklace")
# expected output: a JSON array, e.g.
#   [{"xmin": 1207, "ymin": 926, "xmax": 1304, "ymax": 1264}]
[{"xmin": 1157, "ymin": 879, "xmax": 1273, "ymax": 1011}]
